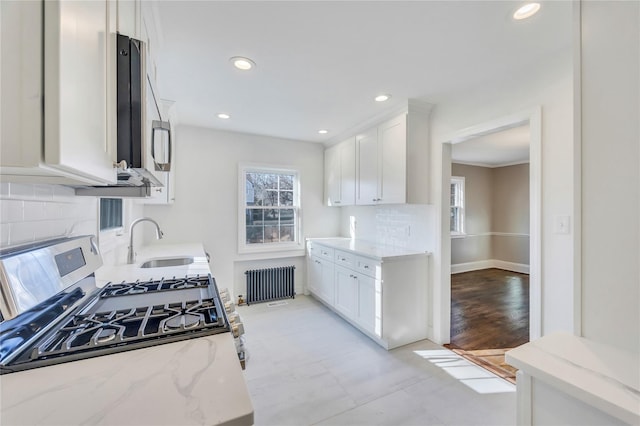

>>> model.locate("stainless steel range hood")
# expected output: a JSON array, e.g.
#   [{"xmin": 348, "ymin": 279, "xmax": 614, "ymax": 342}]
[{"xmin": 74, "ymin": 168, "xmax": 162, "ymax": 197}]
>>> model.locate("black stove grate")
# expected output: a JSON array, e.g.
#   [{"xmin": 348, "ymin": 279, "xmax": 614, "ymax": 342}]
[
  {"xmin": 100, "ymin": 275, "xmax": 211, "ymax": 298},
  {"xmin": 33, "ymin": 298, "xmax": 223, "ymax": 360}
]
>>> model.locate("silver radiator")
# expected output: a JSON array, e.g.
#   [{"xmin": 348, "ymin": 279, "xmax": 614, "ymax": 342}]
[{"xmin": 245, "ymin": 266, "xmax": 295, "ymax": 305}]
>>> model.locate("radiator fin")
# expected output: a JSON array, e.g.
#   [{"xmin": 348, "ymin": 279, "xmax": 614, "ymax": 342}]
[{"xmin": 245, "ymin": 266, "xmax": 295, "ymax": 305}]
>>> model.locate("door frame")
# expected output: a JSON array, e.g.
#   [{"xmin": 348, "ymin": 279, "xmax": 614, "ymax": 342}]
[{"xmin": 439, "ymin": 107, "xmax": 542, "ymax": 343}]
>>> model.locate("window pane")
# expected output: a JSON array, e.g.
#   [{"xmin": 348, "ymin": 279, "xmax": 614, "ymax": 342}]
[
  {"xmin": 246, "ymin": 226, "xmax": 264, "ymax": 244},
  {"xmin": 263, "ymin": 190, "xmax": 278, "ymax": 206},
  {"xmin": 279, "ymin": 190, "xmax": 293, "ymax": 206},
  {"xmin": 451, "ymin": 207, "xmax": 458, "ymax": 232},
  {"xmin": 280, "ymin": 209, "xmax": 295, "ymax": 226},
  {"xmin": 246, "ymin": 209, "xmax": 263, "ymax": 226},
  {"xmin": 264, "ymin": 174, "xmax": 278, "ymax": 189},
  {"xmin": 280, "ymin": 174, "xmax": 293, "ymax": 190},
  {"xmin": 280, "ymin": 226, "xmax": 295, "ymax": 242},
  {"xmin": 264, "ymin": 209, "xmax": 278, "ymax": 224},
  {"xmin": 450, "ymin": 183, "xmax": 456, "ymax": 206},
  {"xmin": 264, "ymin": 226, "xmax": 279, "ymax": 242}
]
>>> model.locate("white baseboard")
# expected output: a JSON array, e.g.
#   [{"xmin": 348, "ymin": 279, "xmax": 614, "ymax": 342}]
[
  {"xmin": 451, "ymin": 259, "xmax": 529, "ymax": 275},
  {"xmin": 451, "ymin": 260, "xmax": 494, "ymax": 274}
]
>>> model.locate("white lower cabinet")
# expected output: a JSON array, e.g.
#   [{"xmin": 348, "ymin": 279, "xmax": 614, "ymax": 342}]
[
  {"xmin": 307, "ymin": 254, "xmax": 335, "ymax": 306},
  {"xmin": 334, "ymin": 265, "xmax": 358, "ymax": 319},
  {"xmin": 306, "ymin": 240, "xmax": 428, "ymax": 349},
  {"xmin": 356, "ymin": 274, "xmax": 379, "ymax": 336}
]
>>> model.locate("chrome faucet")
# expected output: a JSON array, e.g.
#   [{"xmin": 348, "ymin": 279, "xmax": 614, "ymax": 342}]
[{"xmin": 127, "ymin": 217, "xmax": 164, "ymax": 264}]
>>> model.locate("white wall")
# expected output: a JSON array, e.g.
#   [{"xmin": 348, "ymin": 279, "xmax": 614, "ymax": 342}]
[
  {"xmin": 143, "ymin": 125, "xmax": 340, "ymax": 298},
  {"xmin": 429, "ymin": 47, "xmax": 575, "ymax": 343},
  {"xmin": 580, "ymin": 0, "xmax": 639, "ymax": 355}
]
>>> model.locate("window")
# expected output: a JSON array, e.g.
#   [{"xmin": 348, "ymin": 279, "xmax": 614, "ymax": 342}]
[
  {"xmin": 99, "ymin": 198, "xmax": 123, "ymax": 231},
  {"xmin": 450, "ymin": 177, "xmax": 465, "ymax": 236},
  {"xmin": 240, "ymin": 166, "xmax": 300, "ymax": 252}
]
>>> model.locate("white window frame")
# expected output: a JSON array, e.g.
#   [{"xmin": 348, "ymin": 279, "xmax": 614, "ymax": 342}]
[
  {"xmin": 450, "ymin": 176, "xmax": 465, "ymax": 237},
  {"xmin": 238, "ymin": 164, "xmax": 302, "ymax": 254}
]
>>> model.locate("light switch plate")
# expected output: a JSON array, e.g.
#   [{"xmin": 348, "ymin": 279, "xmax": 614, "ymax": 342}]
[{"xmin": 554, "ymin": 215, "xmax": 571, "ymax": 234}]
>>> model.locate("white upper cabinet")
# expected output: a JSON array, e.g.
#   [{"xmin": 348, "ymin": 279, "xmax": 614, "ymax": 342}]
[
  {"xmin": 43, "ymin": 0, "xmax": 116, "ymax": 184},
  {"xmin": 117, "ymin": 0, "xmax": 142, "ymax": 39},
  {"xmin": 328, "ymin": 101, "xmax": 432, "ymax": 206},
  {"xmin": 325, "ymin": 137, "xmax": 356, "ymax": 206},
  {"xmin": 357, "ymin": 116, "xmax": 406, "ymax": 205},
  {"xmin": 378, "ymin": 115, "xmax": 407, "ymax": 204},
  {"xmin": 325, "ymin": 145, "xmax": 341, "ymax": 205},
  {"xmin": 1, "ymin": 0, "xmax": 118, "ymax": 185},
  {"xmin": 356, "ymin": 128, "xmax": 378, "ymax": 205}
]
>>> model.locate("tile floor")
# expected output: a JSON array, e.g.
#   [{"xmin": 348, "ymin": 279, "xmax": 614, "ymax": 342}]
[{"xmin": 237, "ymin": 295, "xmax": 516, "ymax": 426}]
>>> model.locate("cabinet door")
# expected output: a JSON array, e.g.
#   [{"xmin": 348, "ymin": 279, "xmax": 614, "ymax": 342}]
[
  {"xmin": 117, "ymin": 0, "xmax": 141, "ymax": 38},
  {"xmin": 339, "ymin": 137, "xmax": 356, "ymax": 205},
  {"xmin": 378, "ymin": 114, "xmax": 407, "ymax": 204},
  {"xmin": 307, "ymin": 256, "xmax": 322, "ymax": 295},
  {"xmin": 43, "ymin": 0, "xmax": 116, "ymax": 184},
  {"xmin": 325, "ymin": 144, "xmax": 341, "ymax": 206},
  {"xmin": 320, "ymin": 258, "xmax": 335, "ymax": 305},
  {"xmin": 334, "ymin": 266, "xmax": 358, "ymax": 320},
  {"xmin": 357, "ymin": 275, "xmax": 380, "ymax": 336},
  {"xmin": 356, "ymin": 127, "xmax": 379, "ymax": 205}
]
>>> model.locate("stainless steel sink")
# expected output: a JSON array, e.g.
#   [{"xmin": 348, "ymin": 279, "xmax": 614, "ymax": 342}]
[{"xmin": 140, "ymin": 257, "xmax": 195, "ymax": 268}]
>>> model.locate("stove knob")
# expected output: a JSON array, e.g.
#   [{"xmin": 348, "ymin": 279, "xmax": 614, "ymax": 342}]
[
  {"xmin": 224, "ymin": 300, "xmax": 235, "ymax": 313},
  {"xmin": 227, "ymin": 312, "xmax": 240, "ymax": 324},
  {"xmin": 219, "ymin": 288, "xmax": 231, "ymax": 303},
  {"xmin": 232, "ymin": 322, "xmax": 245, "ymax": 338}
]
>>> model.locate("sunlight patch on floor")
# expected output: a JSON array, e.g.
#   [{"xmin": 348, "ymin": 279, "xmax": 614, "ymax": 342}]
[{"xmin": 414, "ymin": 349, "xmax": 516, "ymax": 394}]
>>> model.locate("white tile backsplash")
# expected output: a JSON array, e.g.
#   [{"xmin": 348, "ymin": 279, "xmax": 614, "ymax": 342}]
[
  {"xmin": 341, "ymin": 204, "xmax": 436, "ymax": 252},
  {"xmin": 0, "ymin": 183, "xmax": 97, "ymax": 247}
]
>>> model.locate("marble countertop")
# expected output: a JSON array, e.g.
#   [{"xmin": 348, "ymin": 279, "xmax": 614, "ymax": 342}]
[
  {"xmin": 95, "ymin": 242, "xmax": 212, "ymax": 286},
  {"xmin": 2, "ymin": 242, "xmax": 254, "ymax": 426},
  {"xmin": 308, "ymin": 237, "xmax": 430, "ymax": 260},
  {"xmin": 505, "ymin": 332, "xmax": 640, "ymax": 425}
]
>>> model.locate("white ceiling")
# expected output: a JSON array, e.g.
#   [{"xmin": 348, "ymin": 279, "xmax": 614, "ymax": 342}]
[
  {"xmin": 153, "ymin": 1, "xmax": 572, "ymax": 144},
  {"xmin": 451, "ymin": 124, "xmax": 530, "ymax": 167}
]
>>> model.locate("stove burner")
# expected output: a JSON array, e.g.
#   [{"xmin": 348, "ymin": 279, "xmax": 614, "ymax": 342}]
[
  {"xmin": 96, "ymin": 329, "xmax": 117, "ymax": 343},
  {"xmin": 100, "ymin": 276, "xmax": 211, "ymax": 298},
  {"xmin": 164, "ymin": 314, "xmax": 201, "ymax": 330}
]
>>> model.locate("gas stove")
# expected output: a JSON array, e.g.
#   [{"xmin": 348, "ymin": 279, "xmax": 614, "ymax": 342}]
[{"xmin": 0, "ymin": 237, "xmax": 232, "ymax": 374}]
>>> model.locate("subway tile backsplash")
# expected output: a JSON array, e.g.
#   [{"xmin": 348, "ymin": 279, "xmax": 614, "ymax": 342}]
[
  {"xmin": 340, "ymin": 204, "xmax": 436, "ymax": 252},
  {"xmin": 0, "ymin": 183, "xmax": 97, "ymax": 248}
]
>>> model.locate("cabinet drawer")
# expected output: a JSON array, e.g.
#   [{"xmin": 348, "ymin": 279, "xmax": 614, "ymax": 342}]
[
  {"xmin": 356, "ymin": 256, "xmax": 380, "ymax": 278},
  {"xmin": 334, "ymin": 250, "xmax": 355, "ymax": 267},
  {"xmin": 315, "ymin": 245, "xmax": 334, "ymax": 261}
]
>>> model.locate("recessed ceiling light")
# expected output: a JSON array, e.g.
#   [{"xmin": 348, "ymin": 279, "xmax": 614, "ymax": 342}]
[
  {"xmin": 217, "ymin": 113, "xmax": 230, "ymax": 119},
  {"xmin": 230, "ymin": 56, "xmax": 256, "ymax": 71},
  {"xmin": 513, "ymin": 3, "xmax": 541, "ymax": 20},
  {"xmin": 375, "ymin": 94, "xmax": 391, "ymax": 102},
  {"xmin": 318, "ymin": 129, "xmax": 328, "ymax": 134}
]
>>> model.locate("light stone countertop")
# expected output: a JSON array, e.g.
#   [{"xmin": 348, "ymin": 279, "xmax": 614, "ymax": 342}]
[
  {"xmin": 308, "ymin": 237, "xmax": 431, "ymax": 260},
  {"xmin": 505, "ymin": 332, "xmax": 640, "ymax": 425},
  {"xmin": 1, "ymin": 242, "xmax": 254, "ymax": 426},
  {"xmin": 95, "ymin": 242, "xmax": 212, "ymax": 286}
]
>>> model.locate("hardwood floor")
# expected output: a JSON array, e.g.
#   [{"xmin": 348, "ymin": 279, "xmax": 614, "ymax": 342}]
[{"xmin": 449, "ymin": 268, "xmax": 530, "ymax": 350}]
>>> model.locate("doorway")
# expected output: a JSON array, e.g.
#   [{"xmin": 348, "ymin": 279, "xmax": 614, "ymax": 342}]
[{"xmin": 439, "ymin": 109, "xmax": 542, "ymax": 382}]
